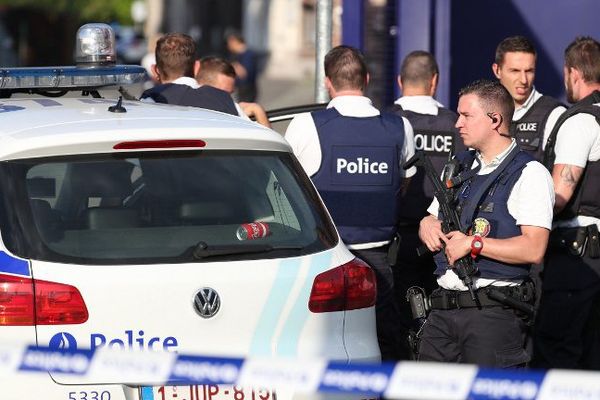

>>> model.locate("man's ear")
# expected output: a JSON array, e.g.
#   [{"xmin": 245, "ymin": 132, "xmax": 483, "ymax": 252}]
[
  {"xmin": 430, "ymin": 73, "xmax": 439, "ymax": 96},
  {"xmin": 397, "ymin": 75, "xmax": 403, "ymax": 91},
  {"xmin": 492, "ymin": 63, "xmax": 501, "ymax": 79},
  {"xmin": 570, "ymin": 66, "xmax": 584, "ymax": 83},
  {"xmin": 193, "ymin": 60, "xmax": 201, "ymax": 78},
  {"xmin": 151, "ymin": 64, "xmax": 161, "ymax": 83},
  {"xmin": 325, "ymin": 76, "xmax": 336, "ymax": 98}
]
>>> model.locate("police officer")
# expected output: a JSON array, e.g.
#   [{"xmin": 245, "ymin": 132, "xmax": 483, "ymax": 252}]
[
  {"xmin": 196, "ymin": 56, "xmax": 271, "ymax": 128},
  {"xmin": 285, "ymin": 45, "xmax": 416, "ymax": 360},
  {"xmin": 390, "ymin": 50, "xmax": 464, "ymax": 323},
  {"xmin": 534, "ymin": 36, "xmax": 600, "ymax": 370},
  {"xmin": 418, "ymin": 79, "xmax": 554, "ymax": 367},
  {"xmin": 492, "ymin": 36, "xmax": 566, "ymax": 160},
  {"xmin": 140, "ymin": 33, "xmax": 239, "ymax": 116}
]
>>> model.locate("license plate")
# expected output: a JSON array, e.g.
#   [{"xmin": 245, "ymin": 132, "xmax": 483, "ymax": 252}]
[{"xmin": 141, "ymin": 385, "xmax": 277, "ymax": 400}]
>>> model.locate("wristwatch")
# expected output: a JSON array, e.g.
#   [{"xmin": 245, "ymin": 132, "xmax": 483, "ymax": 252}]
[{"xmin": 471, "ymin": 235, "xmax": 483, "ymax": 259}]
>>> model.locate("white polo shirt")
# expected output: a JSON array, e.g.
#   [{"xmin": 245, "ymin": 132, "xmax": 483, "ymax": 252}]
[
  {"xmin": 394, "ymin": 95, "xmax": 447, "ymax": 116},
  {"xmin": 553, "ymin": 103, "xmax": 600, "ymax": 229},
  {"xmin": 513, "ymin": 88, "xmax": 566, "ymax": 149},
  {"xmin": 284, "ymin": 95, "xmax": 417, "ymax": 250},
  {"xmin": 427, "ymin": 139, "xmax": 555, "ymax": 290}
]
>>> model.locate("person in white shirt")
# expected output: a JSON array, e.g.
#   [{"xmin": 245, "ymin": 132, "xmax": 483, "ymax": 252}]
[
  {"xmin": 196, "ymin": 56, "xmax": 271, "ymax": 127},
  {"xmin": 492, "ymin": 36, "xmax": 566, "ymax": 161},
  {"xmin": 418, "ymin": 79, "xmax": 554, "ymax": 367},
  {"xmin": 534, "ymin": 36, "xmax": 600, "ymax": 370},
  {"xmin": 389, "ymin": 51, "xmax": 464, "ymax": 340},
  {"xmin": 140, "ymin": 33, "xmax": 241, "ymax": 117},
  {"xmin": 285, "ymin": 45, "xmax": 416, "ymax": 360}
]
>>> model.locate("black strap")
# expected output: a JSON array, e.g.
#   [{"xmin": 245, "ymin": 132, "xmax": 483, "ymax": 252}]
[
  {"xmin": 430, "ymin": 284, "xmax": 534, "ymax": 312},
  {"xmin": 430, "ymin": 289, "xmax": 503, "ymax": 309},
  {"xmin": 543, "ymin": 91, "xmax": 600, "ymax": 170},
  {"xmin": 458, "ymin": 145, "xmax": 521, "ymax": 226}
]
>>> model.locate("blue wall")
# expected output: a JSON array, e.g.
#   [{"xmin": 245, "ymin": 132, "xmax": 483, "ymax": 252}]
[
  {"xmin": 448, "ymin": 0, "xmax": 600, "ymax": 109},
  {"xmin": 342, "ymin": 0, "xmax": 600, "ymax": 110}
]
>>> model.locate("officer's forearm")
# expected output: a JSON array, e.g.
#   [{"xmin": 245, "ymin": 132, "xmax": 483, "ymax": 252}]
[
  {"xmin": 478, "ymin": 226, "xmax": 550, "ymax": 264},
  {"xmin": 552, "ymin": 163, "xmax": 583, "ymax": 213}
]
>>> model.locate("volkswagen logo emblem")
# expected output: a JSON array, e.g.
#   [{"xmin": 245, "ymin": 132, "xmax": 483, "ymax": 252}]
[{"xmin": 193, "ymin": 287, "xmax": 221, "ymax": 318}]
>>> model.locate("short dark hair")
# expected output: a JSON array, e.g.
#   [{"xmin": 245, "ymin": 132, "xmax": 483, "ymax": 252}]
[
  {"xmin": 565, "ymin": 36, "xmax": 600, "ymax": 84},
  {"xmin": 459, "ymin": 79, "xmax": 514, "ymax": 122},
  {"xmin": 399, "ymin": 50, "xmax": 439, "ymax": 86},
  {"xmin": 324, "ymin": 45, "xmax": 368, "ymax": 91},
  {"xmin": 155, "ymin": 33, "xmax": 196, "ymax": 81},
  {"xmin": 197, "ymin": 56, "xmax": 236, "ymax": 85},
  {"xmin": 495, "ymin": 36, "xmax": 536, "ymax": 65},
  {"xmin": 225, "ymin": 30, "xmax": 245, "ymax": 44}
]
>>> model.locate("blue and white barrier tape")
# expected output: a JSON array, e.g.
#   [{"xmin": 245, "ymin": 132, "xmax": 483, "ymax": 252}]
[{"xmin": 2, "ymin": 345, "xmax": 600, "ymax": 400}]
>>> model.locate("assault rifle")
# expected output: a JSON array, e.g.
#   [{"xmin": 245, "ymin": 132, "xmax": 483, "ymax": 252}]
[{"xmin": 404, "ymin": 151, "xmax": 479, "ymax": 303}]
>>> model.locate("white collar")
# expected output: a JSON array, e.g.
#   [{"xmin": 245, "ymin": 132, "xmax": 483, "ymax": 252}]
[
  {"xmin": 171, "ymin": 76, "xmax": 200, "ymax": 89},
  {"xmin": 394, "ymin": 95, "xmax": 445, "ymax": 115},
  {"xmin": 476, "ymin": 139, "xmax": 517, "ymax": 168},
  {"xmin": 326, "ymin": 95, "xmax": 379, "ymax": 117}
]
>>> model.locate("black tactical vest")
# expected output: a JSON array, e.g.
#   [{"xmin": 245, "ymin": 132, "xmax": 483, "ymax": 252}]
[
  {"xmin": 510, "ymin": 95, "xmax": 563, "ymax": 162},
  {"xmin": 141, "ymin": 84, "xmax": 238, "ymax": 116},
  {"xmin": 544, "ymin": 91, "xmax": 600, "ymax": 220},
  {"xmin": 391, "ymin": 104, "xmax": 463, "ymax": 222}
]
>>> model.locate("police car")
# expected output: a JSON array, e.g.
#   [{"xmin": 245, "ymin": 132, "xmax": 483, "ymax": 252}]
[{"xmin": 0, "ymin": 24, "xmax": 380, "ymax": 400}]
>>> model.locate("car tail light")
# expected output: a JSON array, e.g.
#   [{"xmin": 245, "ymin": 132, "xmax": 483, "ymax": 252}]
[
  {"xmin": 0, "ymin": 274, "xmax": 88, "ymax": 326},
  {"xmin": 308, "ymin": 258, "xmax": 376, "ymax": 313}
]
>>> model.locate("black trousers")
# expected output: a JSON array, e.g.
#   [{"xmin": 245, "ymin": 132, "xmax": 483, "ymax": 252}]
[
  {"xmin": 533, "ymin": 247, "xmax": 600, "ymax": 369},
  {"xmin": 418, "ymin": 306, "xmax": 530, "ymax": 367},
  {"xmin": 393, "ymin": 226, "xmax": 438, "ymax": 325},
  {"xmin": 351, "ymin": 246, "xmax": 410, "ymax": 361}
]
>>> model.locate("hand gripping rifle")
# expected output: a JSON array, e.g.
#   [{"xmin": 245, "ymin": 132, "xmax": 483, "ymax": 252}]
[{"xmin": 404, "ymin": 151, "xmax": 479, "ymax": 303}]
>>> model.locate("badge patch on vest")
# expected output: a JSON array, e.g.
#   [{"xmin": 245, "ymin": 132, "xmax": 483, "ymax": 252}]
[
  {"xmin": 471, "ymin": 217, "xmax": 491, "ymax": 237},
  {"xmin": 331, "ymin": 145, "xmax": 395, "ymax": 185}
]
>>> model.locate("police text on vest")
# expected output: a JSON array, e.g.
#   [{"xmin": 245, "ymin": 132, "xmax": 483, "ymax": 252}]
[
  {"xmin": 337, "ymin": 158, "xmax": 388, "ymax": 174},
  {"xmin": 515, "ymin": 122, "xmax": 537, "ymax": 132},
  {"xmin": 414, "ymin": 134, "xmax": 452, "ymax": 153}
]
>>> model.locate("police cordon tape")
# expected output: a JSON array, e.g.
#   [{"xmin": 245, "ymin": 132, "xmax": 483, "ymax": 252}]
[{"xmin": 2, "ymin": 344, "xmax": 600, "ymax": 400}]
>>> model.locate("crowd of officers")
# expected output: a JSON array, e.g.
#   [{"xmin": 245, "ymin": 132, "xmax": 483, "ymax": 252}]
[{"xmin": 139, "ymin": 31, "xmax": 600, "ymax": 370}]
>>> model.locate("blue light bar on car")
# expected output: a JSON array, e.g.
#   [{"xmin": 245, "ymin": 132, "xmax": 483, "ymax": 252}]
[{"xmin": 0, "ymin": 65, "xmax": 146, "ymax": 90}]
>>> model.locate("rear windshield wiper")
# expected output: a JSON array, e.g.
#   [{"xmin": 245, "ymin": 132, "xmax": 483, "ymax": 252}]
[{"xmin": 188, "ymin": 241, "xmax": 303, "ymax": 260}]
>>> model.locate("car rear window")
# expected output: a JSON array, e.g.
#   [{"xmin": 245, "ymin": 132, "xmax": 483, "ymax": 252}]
[{"xmin": 0, "ymin": 150, "xmax": 337, "ymax": 264}]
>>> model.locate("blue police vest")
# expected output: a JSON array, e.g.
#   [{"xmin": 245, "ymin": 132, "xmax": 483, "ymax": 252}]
[
  {"xmin": 311, "ymin": 108, "xmax": 405, "ymax": 244},
  {"xmin": 433, "ymin": 149, "xmax": 533, "ymax": 279}
]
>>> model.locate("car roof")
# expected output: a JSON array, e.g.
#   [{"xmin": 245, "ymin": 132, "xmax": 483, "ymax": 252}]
[{"xmin": 0, "ymin": 96, "xmax": 290, "ymax": 161}]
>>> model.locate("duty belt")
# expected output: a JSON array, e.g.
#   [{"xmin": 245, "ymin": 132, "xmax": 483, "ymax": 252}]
[{"xmin": 430, "ymin": 284, "xmax": 534, "ymax": 310}]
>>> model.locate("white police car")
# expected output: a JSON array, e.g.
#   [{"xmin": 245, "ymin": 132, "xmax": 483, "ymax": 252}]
[{"xmin": 0, "ymin": 24, "xmax": 380, "ymax": 400}]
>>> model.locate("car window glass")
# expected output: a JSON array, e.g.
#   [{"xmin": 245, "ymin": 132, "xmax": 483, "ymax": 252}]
[{"xmin": 7, "ymin": 151, "xmax": 336, "ymax": 264}]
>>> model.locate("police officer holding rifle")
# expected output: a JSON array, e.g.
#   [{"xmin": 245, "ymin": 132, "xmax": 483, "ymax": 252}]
[{"xmin": 414, "ymin": 79, "xmax": 554, "ymax": 367}]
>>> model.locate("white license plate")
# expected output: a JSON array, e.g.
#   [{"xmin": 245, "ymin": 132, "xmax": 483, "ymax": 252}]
[{"xmin": 141, "ymin": 385, "xmax": 277, "ymax": 400}]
